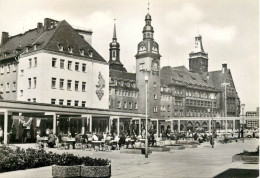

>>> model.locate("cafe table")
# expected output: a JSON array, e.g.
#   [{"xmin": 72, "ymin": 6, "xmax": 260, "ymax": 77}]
[
  {"xmin": 38, "ymin": 137, "xmax": 49, "ymax": 147},
  {"xmin": 38, "ymin": 137, "xmax": 48, "ymax": 143},
  {"xmin": 62, "ymin": 137, "xmax": 76, "ymax": 149}
]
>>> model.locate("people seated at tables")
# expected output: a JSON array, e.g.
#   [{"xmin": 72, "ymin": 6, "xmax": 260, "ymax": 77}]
[
  {"xmin": 103, "ymin": 132, "xmax": 107, "ymax": 141},
  {"xmin": 131, "ymin": 134, "xmax": 137, "ymax": 141},
  {"xmin": 36, "ymin": 129, "xmax": 41, "ymax": 143},
  {"xmin": 68, "ymin": 131, "xmax": 72, "ymax": 138},
  {"xmin": 198, "ymin": 135, "xmax": 203, "ymax": 144},
  {"xmin": 92, "ymin": 133, "xmax": 99, "ymax": 141},
  {"xmin": 166, "ymin": 129, "xmax": 171, "ymax": 140},
  {"xmin": 82, "ymin": 132, "xmax": 88, "ymax": 144},
  {"xmin": 41, "ymin": 129, "xmax": 46, "ymax": 137},
  {"xmin": 70, "ymin": 128, "xmax": 76, "ymax": 138},
  {"xmin": 75, "ymin": 133, "xmax": 81, "ymax": 143},
  {"xmin": 98, "ymin": 133, "xmax": 103, "ymax": 141},
  {"xmin": 142, "ymin": 128, "xmax": 146, "ymax": 139},
  {"xmin": 193, "ymin": 132, "xmax": 198, "ymax": 140},
  {"xmin": 115, "ymin": 134, "xmax": 120, "ymax": 141},
  {"xmin": 58, "ymin": 131, "xmax": 63, "ymax": 143},
  {"xmin": 149, "ymin": 130, "xmax": 155, "ymax": 146},
  {"xmin": 48, "ymin": 130, "xmax": 55, "ymax": 148},
  {"xmin": 46, "ymin": 128, "xmax": 50, "ymax": 136},
  {"xmin": 118, "ymin": 133, "xmax": 126, "ymax": 149}
]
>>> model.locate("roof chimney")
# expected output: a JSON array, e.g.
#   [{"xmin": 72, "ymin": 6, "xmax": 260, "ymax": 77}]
[
  {"xmin": 1, "ymin": 32, "xmax": 9, "ymax": 46},
  {"xmin": 37, "ymin": 22, "xmax": 43, "ymax": 30},
  {"xmin": 222, "ymin": 63, "xmax": 227, "ymax": 73},
  {"xmin": 44, "ymin": 18, "xmax": 58, "ymax": 31}
]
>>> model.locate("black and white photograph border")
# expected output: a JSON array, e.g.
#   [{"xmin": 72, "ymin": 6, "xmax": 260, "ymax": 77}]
[{"xmin": 0, "ymin": 0, "xmax": 259, "ymax": 177}]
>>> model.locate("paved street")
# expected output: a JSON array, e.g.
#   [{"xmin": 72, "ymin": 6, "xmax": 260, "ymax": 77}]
[{"xmin": 1, "ymin": 139, "xmax": 259, "ymax": 178}]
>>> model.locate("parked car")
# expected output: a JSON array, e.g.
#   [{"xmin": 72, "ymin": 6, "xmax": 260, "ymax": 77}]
[{"xmin": 244, "ymin": 130, "xmax": 254, "ymax": 138}]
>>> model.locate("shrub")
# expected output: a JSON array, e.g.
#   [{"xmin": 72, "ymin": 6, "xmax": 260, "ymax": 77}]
[
  {"xmin": 81, "ymin": 157, "xmax": 110, "ymax": 166},
  {"xmin": 0, "ymin": 146, "xmax": 110, "ymax": 173}
]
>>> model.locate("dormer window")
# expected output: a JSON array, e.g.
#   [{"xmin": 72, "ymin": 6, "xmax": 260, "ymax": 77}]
[
  {"xmin": 178, "ymin": 72, "xmax": 183, "ymax": 77},
  {"xmin": 88, "ymin": 50, "xmax": 93, "ymax": 57},
  {"xmin": 4, "ymin": 51, "xmax": 10, "ymax": 58},
  {"xmin": 57, "ymin": 44, "xmax": 64, "ymax": 51},
  {"xmin": 68, "ymin": 46, "xmax": 73, "ymax": 53},
  {"xmin": 79, "ymin": 49, "xmax": 85, "ymax": 56},
  {"xmin": 25, "ymin": 44, "xmax": 32, "ymax": 53}
]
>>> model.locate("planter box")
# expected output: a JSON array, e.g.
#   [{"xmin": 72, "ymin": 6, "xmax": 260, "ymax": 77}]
[
  {"xmin": 81, "ymin": 164, "xmax": 111, "ymax": 178},
  {"xmin": 232, "ymin": 155, "xmax": 259, "ymax": 163},
  {"xmin": 149, "ymin": 146, "xmax": 170, "ymax": 152},
  {"xmin": 166, "ymin": 145, "xmax": 185, "ymax": 150},
  {"xmin": 52, "ymin": 165, "xmax": 81, "ymax": 178}
]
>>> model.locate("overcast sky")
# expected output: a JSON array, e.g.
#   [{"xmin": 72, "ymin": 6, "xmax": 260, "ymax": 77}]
[{"xmin": 0, "ymin": 0, "xmax": 258, "ymax": 112}]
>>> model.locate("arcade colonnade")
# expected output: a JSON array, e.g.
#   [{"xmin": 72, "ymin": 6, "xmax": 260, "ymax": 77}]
[
  {"xmin": 0, "ymin": 100, "xmax": 252, "ymax": 145},
  {"xmin": 0, "ymin": 100, "xmax": 146, "ymax": 145},
  {"xmin": 167, "ymin": 117, "xmax": 242, "ymax": 133}
]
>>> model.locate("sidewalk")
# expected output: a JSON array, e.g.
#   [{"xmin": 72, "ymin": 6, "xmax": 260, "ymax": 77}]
[{"xmin": 0, "ymin": 139, "xmax": 259, "ymax": 178}]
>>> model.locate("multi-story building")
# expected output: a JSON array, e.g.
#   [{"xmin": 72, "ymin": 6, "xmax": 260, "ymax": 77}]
[
  {"xmin": 108, "ymin": 12, "xmax": 240, "ymax": 132},
  {"xmin": 108, "ymin": 23, "xmax": 138, "ymax": 113},
  {"xmin": 1, "ymin": 18, "xmax": 109, "ymax": 109},
  {"xmin": 0, "ymin": 11, "xmax": 242, "ymax": 139},
  {"xmin": 246, "ymin": 107, "xmax": 259, "ymax": 129}
]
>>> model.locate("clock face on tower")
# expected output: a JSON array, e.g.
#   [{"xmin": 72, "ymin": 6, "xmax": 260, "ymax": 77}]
[
  {"xmin": 139, "ymin": 46, "xmax": 146, "ymax": 53},
  {"xmin": 152, "ymin": 45, "xmax": 158, "ymax": 53}
]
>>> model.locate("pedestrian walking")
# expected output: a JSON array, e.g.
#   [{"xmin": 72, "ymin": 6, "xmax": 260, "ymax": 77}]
[{"xmin": 210, "ymin": 134, "xmax": 214, "ymax": 148}]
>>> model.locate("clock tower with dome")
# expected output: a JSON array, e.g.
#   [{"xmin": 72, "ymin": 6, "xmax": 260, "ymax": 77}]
[{"xmin": 135, "ymin": 12, "xmax": 161, "ymax": 119}]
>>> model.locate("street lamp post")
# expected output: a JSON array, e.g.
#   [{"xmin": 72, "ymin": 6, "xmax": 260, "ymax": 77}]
[
  {"xmin": 241, "ymin": 103, "xmax": 245, "ymax": 143},
  {"xmin": 143, "ymin": 70, "xmax": 150, "ymax": 158},
  {"xmin": 221, "ymin": 82, "xmax": 230, "ymax": 133},
  {"xmin": 211, "ymin": 97, "xmax": 214, "ymax": 137},
  {"xmin": 209, "ymin": 93, "xmax": 216, "ymax": 148}
]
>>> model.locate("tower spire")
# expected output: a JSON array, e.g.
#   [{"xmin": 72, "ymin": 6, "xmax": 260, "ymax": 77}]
[
  {"xmin": 109, "ymin": 20, "xmax": 126, "ymax": 72},
  {"xmin": 113, "ymin": 19, "xmax": 117, "ymax": 40},
  {"xmin": 148, "ymin": 0, "xmax": 150, "ymax": 13}
]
